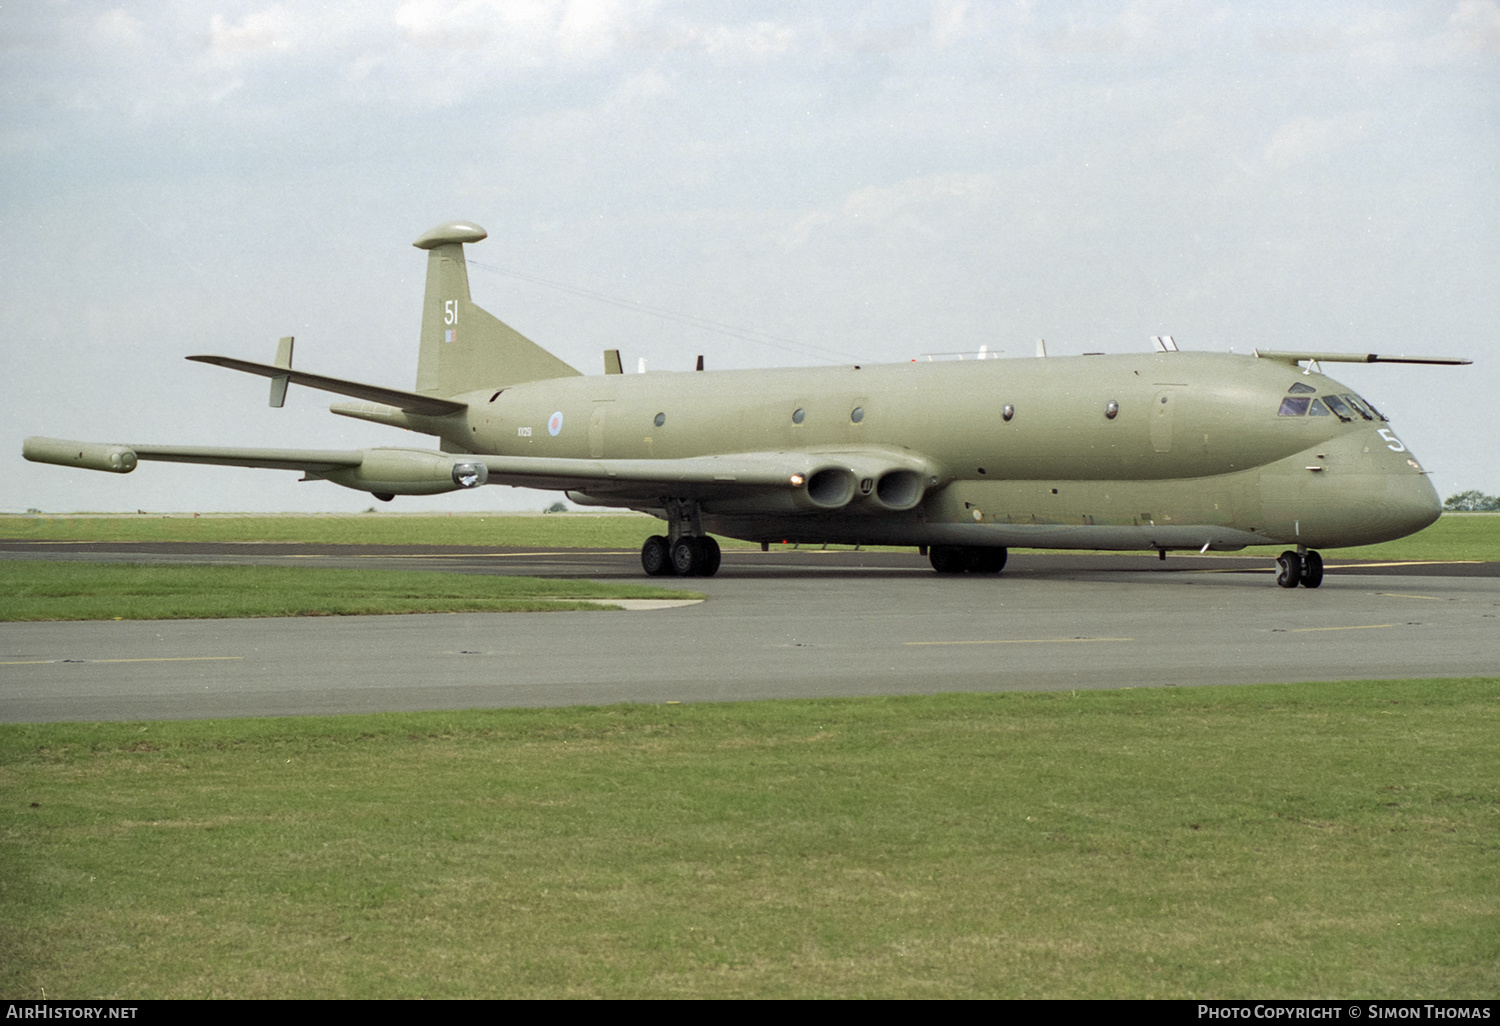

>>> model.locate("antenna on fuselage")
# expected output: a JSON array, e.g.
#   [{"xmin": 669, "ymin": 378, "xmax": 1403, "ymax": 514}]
[
  {"xmin": 1035, "ymin": 339, "xmax": 1047, "ymax": 358},
  {"xmin": 1151, "ymin": 335, "xmax": 1178, "ymax": 353}
]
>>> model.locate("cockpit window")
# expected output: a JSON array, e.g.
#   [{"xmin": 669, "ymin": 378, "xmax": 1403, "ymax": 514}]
[
  {"xmin": 1287, "ymin": 382, "xmax": 1317, "ymax": 394},
  {"xmin": 1279, "ymin": 390, "xmax": 1391, "ymax": 422},
  {"xmin": 1322, "ymin": 395, "xmax": 1355, "ymax": 421},
  {"xmin": 1342, "ymin": 394, "xmax": 1384, "ymax": 421}
]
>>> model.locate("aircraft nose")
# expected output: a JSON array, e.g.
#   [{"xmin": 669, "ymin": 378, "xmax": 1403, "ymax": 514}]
[{"xmin": 1382, "ymin": 470, "xmax": 1442, "ymax": 539}]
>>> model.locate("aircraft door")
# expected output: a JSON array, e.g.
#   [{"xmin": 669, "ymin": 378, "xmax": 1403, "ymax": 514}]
[
  {"xmin": 1151, "ymin": 390, "xmax": 1178, "ymax": 453},
  {"xmin": 589, "ymin": 401, "xmax": 611, "ymax": 458}
]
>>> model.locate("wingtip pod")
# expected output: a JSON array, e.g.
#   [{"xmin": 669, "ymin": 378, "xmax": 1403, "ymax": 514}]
[{"xmin": 23, "ymin": 437, "xmax": 137, "ymax": 473}]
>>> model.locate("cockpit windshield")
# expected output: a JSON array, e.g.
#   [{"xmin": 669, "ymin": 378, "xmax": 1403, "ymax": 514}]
[{"xmin": 1278, "ymin": 386, "xmax": 1388, "ymax": 421}]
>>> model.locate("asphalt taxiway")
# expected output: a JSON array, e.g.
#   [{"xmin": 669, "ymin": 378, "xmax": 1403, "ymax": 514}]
[{"xmin": 2, "ymin": 543, "xmax": 1496, "ymax": 722}]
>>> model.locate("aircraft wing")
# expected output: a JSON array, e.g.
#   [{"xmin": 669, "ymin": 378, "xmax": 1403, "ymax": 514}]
[
  {"xmin": 477, "ymin": 451, "xmax": 858, "ymax": 495},
  {"xmin": 187, "ymin": 356, "xmax": 468, "ymax": 416},
  {"xmin": 23, "ymin": 437, "xmax": 364, "ymax": 474},
  {"xmin": 24, "ymin": 437, "xmax": 936, "ymax": 510},
  {"xmin": 474, "ymin": 447, "xmax": 938, "ymax": 511}
]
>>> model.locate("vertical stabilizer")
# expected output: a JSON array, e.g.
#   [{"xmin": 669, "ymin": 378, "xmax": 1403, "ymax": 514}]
[{"xmin": 412, "ymin": 221, "xmax": 581, "ymax": 397}]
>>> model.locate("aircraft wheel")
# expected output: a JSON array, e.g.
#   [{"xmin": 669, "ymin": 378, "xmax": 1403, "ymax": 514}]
[
  {"xmin": 671, "ymin": 537, "xmax": 705, "ymax": 576},
  {"xmin": 698, "ymin": 536, "xmax": 722, "ymax": 577},
  {"xmin": 641, "ymin": 535, "xmax": 672, "ymax": 576},
  {"xmin": 1275, "ymin": 550, "xmax": 1303, "ymax": 589},
  {"xmin": 1301, "ymin": 550, "xmax": 1324, "ymax": 589},
  {"xmin": 964, "ymin": 546, "xmax": 1008, "ymax": 573},
  {"xmin": 929, "ymin": 545, "xmax": 966, "ymax": 574}
]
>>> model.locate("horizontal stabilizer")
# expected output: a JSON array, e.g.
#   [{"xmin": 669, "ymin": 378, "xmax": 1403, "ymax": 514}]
[
  {"xmin": 188, "ymin": 356, "xmax": 468, "ymax": 416},
  {"xmin": 1253, "ymin": 350, "xmax": 1471, "ymax": 366}
]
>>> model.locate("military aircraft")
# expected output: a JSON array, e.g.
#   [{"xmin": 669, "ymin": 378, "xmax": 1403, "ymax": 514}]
[{"xmin": 24, "ymin": 220, "xmax": 1469, "ymax": 586}]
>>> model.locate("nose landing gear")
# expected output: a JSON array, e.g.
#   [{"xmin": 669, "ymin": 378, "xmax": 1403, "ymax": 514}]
[{"xmin": 1276, "ymin": 548, "xmax": 1324, "ymax": 589}]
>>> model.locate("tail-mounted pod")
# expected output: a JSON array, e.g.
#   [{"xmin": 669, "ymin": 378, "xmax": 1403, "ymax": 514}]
[
  {"xmin": 23, "ymin": 437, "xmax": 138, "ymax": 473},
  {"xmin": 320, "ymin": 449, "xmax": 489, "ymax": 496}
]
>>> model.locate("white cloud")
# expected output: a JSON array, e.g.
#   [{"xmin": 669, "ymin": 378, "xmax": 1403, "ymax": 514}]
[
  {"xmin": 1160, "ymin": 110, "xmax": 1219, "ymax": 151},
  {"xmin": 1434, "ymin": 0, "xmax": 1500, "ymax": 54},
  {"xmin": 1256, "ymin": 2, "xmax": 1500, "ymax": 67},
  {"xmin": 610, "ymin": 68, "xmax": 671, "ymax": 106},
  {"xmin": 1261, "ymin": 115, "xmax": 1364, "ymax": 171},
  {"xmin": 1048, "ymin": 0, "xmax": 1203, "ymax": 56},
  {"xmin": 393, "ymin": 0, "xmax": 652, "ymax": 62},
  {"xmin": 90, "ymin": 10, "xmax": 146, "ymax": 50},
  {"xmin": 658, "ymin": 20, "xmax": 797, "ymax": 59},
  {"xmin": 782, "ymin": 173, "xmax": 996, "ymax": 247},
  {"xmin": 207, "ymin": 7, "xmax": 302, "ymax": 63},
  {"xmin": 930, "ymin": 0, "xmax": 983, "ymax": 47}
]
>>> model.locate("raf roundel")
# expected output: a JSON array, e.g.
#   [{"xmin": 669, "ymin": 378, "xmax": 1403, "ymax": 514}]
[{"xmin": 547, "ymin": 411, "xmax": 564, "ymax": 437}]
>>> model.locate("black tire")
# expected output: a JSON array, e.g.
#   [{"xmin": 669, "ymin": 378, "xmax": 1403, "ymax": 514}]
[
  {"xmin": 641, "ymin": 535, "xmax": 672, "ymax": 576},
  {"xmin": 698, "ymin": 536, "xmax": 722, "ymax": 577},
  {"xmin": 964, "ymin": 546, "xmax": 1008, "ymax": 573},
  {"xmin": 1301, "ymin": 550, "xmax": 1324, "ymax": 589},
  {"xmin": 1276, "ymin": 551, "xmax": 1302, "ymax": 589},
  {"xmin": 671, "ymin": 536, "xmax": 704, "ymax": 576},
  {"xmin": 929, "ymin": 545, "xmax": 966, "ymax": 574}
]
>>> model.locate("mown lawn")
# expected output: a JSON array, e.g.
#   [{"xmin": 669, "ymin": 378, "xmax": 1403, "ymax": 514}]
[
  {"xmin": 3, "ymin": 512, "xmax": 1494, "ymax": 560},
  {"xmin": 0, "ymin": 562, "xmax": 696, "ymax": 620},
  {"xmin": 2, "ymin": 679, "xmax": 1495, "ymax": 999}
]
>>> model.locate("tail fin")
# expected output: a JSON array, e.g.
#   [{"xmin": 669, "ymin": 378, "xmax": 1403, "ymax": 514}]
[{"xmin": 412, "ymin": 221, "xmax": 581, "ymax": 397}]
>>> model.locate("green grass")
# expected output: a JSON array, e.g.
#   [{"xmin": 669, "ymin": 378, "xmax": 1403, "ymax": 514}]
[
  {"xmin": 2, "ymin": 680, "xmax": 1495, "ymax": 999},
  {"xmin": 3, "ymin": 512, "xmax": 1495, "ymax": 560},
  {"xmin": 1281, "ymin": 514, "xmax": 1500, "ymax": 562},
  {"xmin": 0, "ymin": 512, "xmax": 698, "ymax": 549},
  {"xmin": 0, "ymin": 562, "xmax": 695, "ymax": 620}
]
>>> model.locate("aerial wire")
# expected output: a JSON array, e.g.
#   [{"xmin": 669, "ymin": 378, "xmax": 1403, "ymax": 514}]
[{"xmin": 466, "ymin": 259, "xmax": 864, "ymax": 364}]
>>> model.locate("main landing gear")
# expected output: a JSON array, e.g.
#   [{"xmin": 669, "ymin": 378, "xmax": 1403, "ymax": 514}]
[
  {"xmin": 929, "ymin": 545, "xmax": 1008, "ymax": 574},
  {"xmin": 642, "ymin": 533, "xmax": 721, "ymax": 577},
  {"xmin": 641, "ymin": 498, "xmax": 722, "ymax": 577},
  {"xmin": 1275, "ymin": 548, "xmax": 1324, "ymax": 589}
]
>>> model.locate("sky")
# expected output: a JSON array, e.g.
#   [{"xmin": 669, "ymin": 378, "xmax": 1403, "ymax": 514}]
[{"xmin": 3, "ymin": 0, "xmax": 1497, "ymax": 514}]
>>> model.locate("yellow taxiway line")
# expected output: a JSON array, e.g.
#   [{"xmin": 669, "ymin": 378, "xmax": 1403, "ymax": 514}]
[
  {"xmin": 1288, "ymin": 624, "xmax": 1397, "ymax": 633},
  {"xmin": 0, "ymin": 656, "xmax": 243, "ymax": 666},
  {"xmin": 906, "ymin": 637, "xmax": 1133, "ymax": 647}
]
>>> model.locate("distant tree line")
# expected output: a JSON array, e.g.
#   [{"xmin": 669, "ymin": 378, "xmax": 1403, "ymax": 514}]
[{"xmin": 1444, "ymin": 490, "xmax": 1500, "ymax": 511}]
